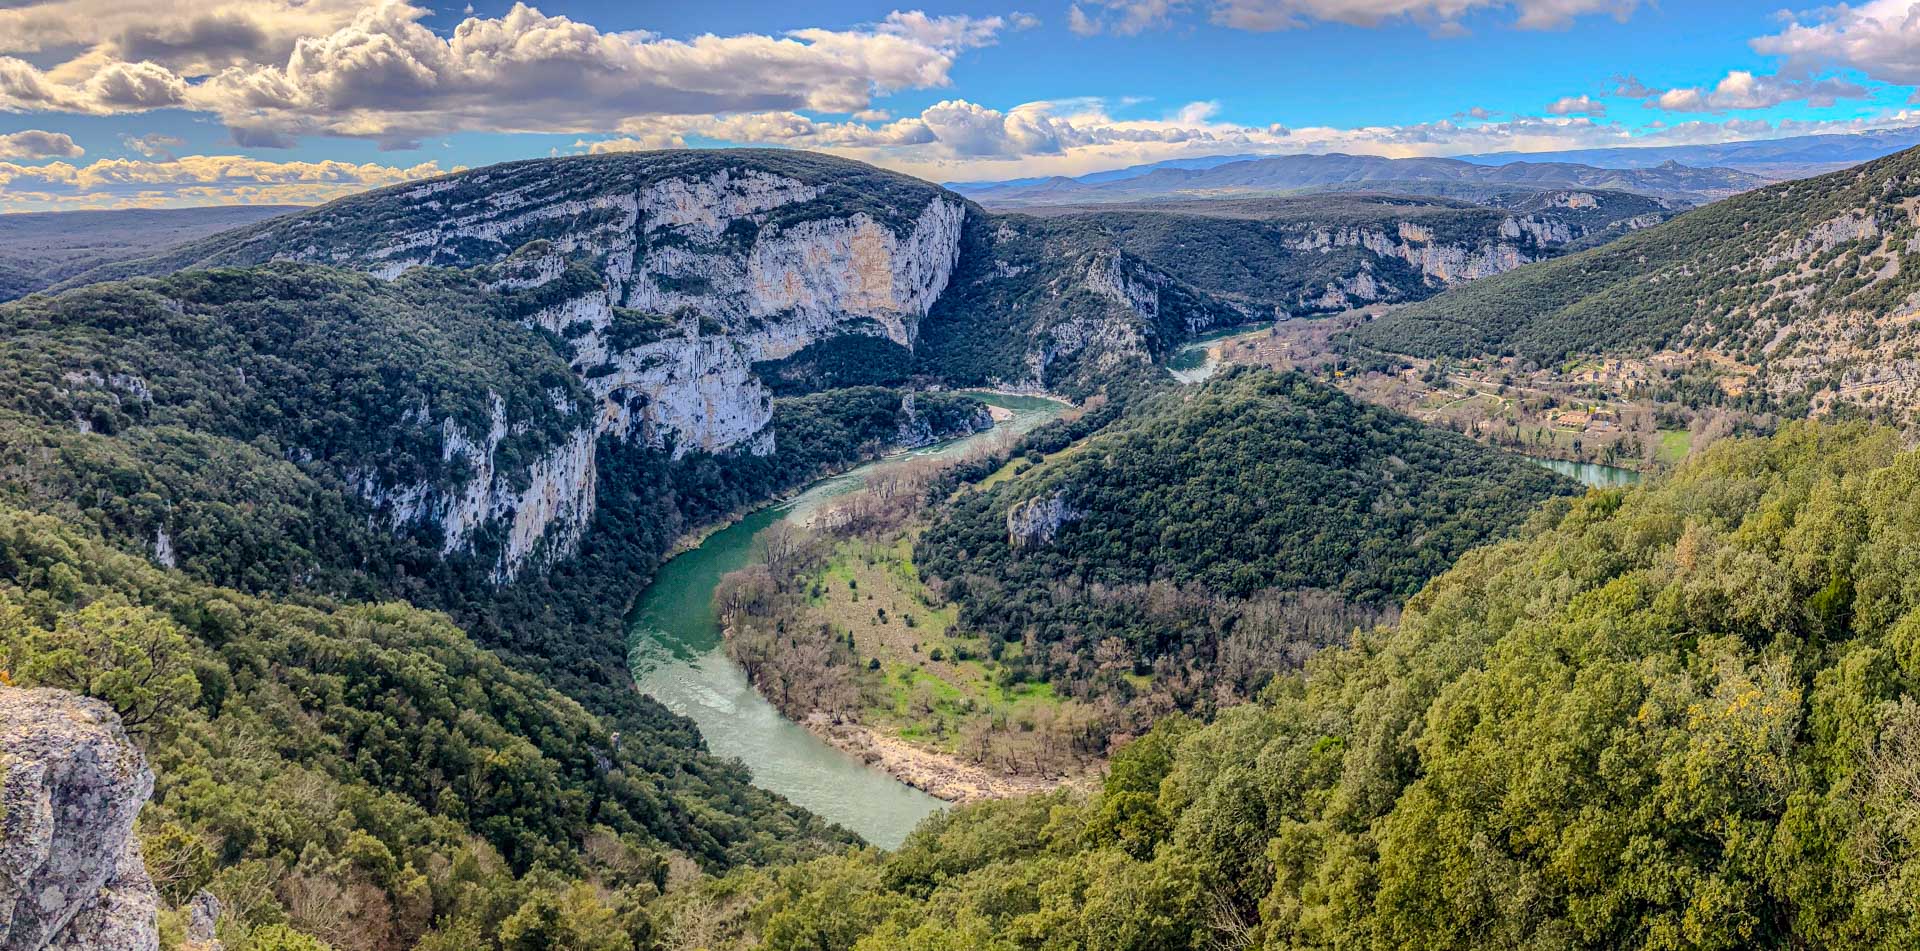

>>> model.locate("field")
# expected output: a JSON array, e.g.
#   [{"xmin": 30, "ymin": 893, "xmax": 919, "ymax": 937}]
[{"xmin": 800, "ymin": 533, "xmax": 1086, "ymax": 773}]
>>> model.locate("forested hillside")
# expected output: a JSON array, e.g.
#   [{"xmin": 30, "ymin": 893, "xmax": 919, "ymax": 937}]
[
  {"xmin": 914, "ymin": 211, "xmax": 1243, "ymax": 395},
  {"xmin": 661, "ymin": 421, "xmax": 1920, "ymax": 949},
  {"xmin": 1357, "ymin": 145, "xmax": 1920, "ymax": 419},
  {"xmin": 1037, "ymin": 191, "xmax": 1667, "ymax": 317},
  {"xmin": 0, "ymin": 502, "xmax": 851, "ymax": 950},
  {"xmin": 0, "ymin": 205, "xmax": 295, "ymax": 302},
  {"xmin": 12, "ymin": 144, "xmax": 1906, "ymax": 950},
  {"xmin": 915, "ymin": 368, "xmax": 1573, "ymax": 705},
  {"xmin": 0, "ymin": 258, "xmax": 1000, "ymax": 946}
]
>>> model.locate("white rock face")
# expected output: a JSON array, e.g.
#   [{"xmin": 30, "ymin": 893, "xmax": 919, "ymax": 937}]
[
  {"xmin": 1007, "ymin": 489, "xmax": 1081, "ymax": 547},
  {"xmin": 1287, "ymin": 224, "xmax": 1535, "ymax": 287},
  {"xmin": 0, "ymin": 688, "xmax": 158, "ymax": 951},
  {"xmin": 1020, "ymin": 250, "xmax": 1219, "ymax": 386},
  {"xmin": 284, "ymin": 163, "xmax": 966, "ymax": 581}
]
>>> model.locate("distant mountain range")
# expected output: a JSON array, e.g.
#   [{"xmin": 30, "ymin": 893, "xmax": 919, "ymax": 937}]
[
  {"xmin": 952, "ymin": 153, "xmax": 1765, "ymax": 208},
  {"xmin": 1457, "ymin": 125, "xmax": 1920, "ymax": 177},
  {"xmin": 952, "ymin": 126, "xmax": 1920, "ymax": 209}
]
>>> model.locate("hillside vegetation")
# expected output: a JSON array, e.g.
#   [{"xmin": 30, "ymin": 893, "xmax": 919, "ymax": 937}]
[
  {"xmin": 0, "ymin": 205, "xmax": 295, "ymax": 302},
  {"xmin": 914, "ymin": 212, "xmax": 1243, "ymax": 396},
  {"xmin": 0, "ymin": 258, "xmax": 998, "ymax": 875},
  {"xmin": 1358, "ymin": 145, "xmax": 1920, "ymax": 419},
  {"xmin": 713, "ymin": 368, "xmax": 1576, "ymax": 790},
  {"xmin": 1043, "ymin": 192, "xmax": 1666, "ymax": 317},
  {"xmin": 660, "ymin": 421, "xmax": 1920, "ymax": 949},
  {"xmin": 0, "ymin": 502, "xmax": 850, "ymax": 951},
  {"xmin": 917, "ymin": 368, "xmax": 1574, "ymax": 701}
]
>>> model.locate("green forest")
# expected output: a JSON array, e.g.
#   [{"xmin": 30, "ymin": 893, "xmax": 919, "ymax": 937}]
[
  {"xmin": 8, "ymin": 143, "xmax": 1920, "ymax": 951},
  {"xmin": 658, "ymin": 421, "xmax": 1920, "ymax": 949},
  {"xmin": 0, "ymin": 502, "xmax": 849, "ymax": 950},
  {"xmin": 916, "ymin": 367, "xmax": 1576, "ymax": 706},
  {"xmin": 0, "ymin": 257, "xmax": 999, "ymax": 950}
]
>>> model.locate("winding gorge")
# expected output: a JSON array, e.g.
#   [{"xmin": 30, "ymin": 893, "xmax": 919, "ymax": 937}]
[{"xmin": 9, "ymin": 139, "xmax": 1920, "ymax": 950}]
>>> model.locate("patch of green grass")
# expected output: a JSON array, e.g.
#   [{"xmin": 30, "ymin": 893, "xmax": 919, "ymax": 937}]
[
  {"xmin": 1657, "ymin": 429, "xmax": 1692, "ymax": 464},
  {"xmin": 797, "ymin": 533, "xmax": 1080, "ymax": 758}
]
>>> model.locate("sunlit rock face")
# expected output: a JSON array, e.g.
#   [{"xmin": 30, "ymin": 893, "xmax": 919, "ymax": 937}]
[
  {"xmin": 1007, "ymin": 489, "xmax": 1081, "ymax": 547},
  {"xmin": 207, "ymin": 153, "xmax": 968, "ymax": 581}
]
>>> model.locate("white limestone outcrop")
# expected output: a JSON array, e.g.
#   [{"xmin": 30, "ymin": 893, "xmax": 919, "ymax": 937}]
[
  {"xmin": 1007, "ymin": 489, "xmax": 1081, "ymax": 548},
  {"xmin": 289, "ymin": 164, "xmax": 967, "ymax": 581}
]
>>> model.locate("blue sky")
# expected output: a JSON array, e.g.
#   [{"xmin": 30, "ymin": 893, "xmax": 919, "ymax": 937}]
[{"xmin": 2, "ymin": 0, "xmax": 1918, "ymax": 210}]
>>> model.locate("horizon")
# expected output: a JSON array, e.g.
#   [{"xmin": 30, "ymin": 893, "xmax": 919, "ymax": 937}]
[{"xmin": 6, "ymin": 1, "xmax": 1920, "ymax": 211}]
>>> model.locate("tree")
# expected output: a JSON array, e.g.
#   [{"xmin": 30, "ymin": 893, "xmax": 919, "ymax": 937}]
[
  {"xmin": 18, "ymin": 602, "xmax": 200, "ymax": 733},
  {"xmin": 498, "ymin": 882, "xmax": 632, "ymax": 951}
]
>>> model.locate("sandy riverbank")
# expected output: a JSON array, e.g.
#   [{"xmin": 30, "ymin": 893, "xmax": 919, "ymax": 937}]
[{"xmin": 801, "ymin": 713, "xmax": 1075, "ymax": 805}]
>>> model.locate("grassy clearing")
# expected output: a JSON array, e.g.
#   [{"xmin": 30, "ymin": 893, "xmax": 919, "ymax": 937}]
[
  {"xmin": 1658, "ymin": 428, "xmax": 1693, "ymax": 464},
  {"xmin": 971, "ymin": 434, "xmax": 1096, "ymax": 494},
  {"xmin": 797, "ymin": 533, "xmax": 1070, "ymax": 754}
]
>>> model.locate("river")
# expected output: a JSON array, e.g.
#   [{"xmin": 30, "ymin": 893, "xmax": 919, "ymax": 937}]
[
  {"xmin": 1168, "ymin": 322, "xmax": 1270, "ymax": 384},
  {"xmin": 624, "ymin": 393, "xmax": 1066, "ymax": 849},
  {"xmin": 1527, "ymin": 456, "xmax": 1643, "ymax": 488}
]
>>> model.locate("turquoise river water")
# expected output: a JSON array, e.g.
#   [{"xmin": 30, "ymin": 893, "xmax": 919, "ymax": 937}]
[{"xmin": 624, "ymin": 393, "xmax": 1066, "ymax": 849}]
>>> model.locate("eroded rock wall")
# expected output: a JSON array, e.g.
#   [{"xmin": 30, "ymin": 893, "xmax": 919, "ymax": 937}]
[{"xmin": 276, "ymin": 162, "xmax": 967, "ymax": 581}]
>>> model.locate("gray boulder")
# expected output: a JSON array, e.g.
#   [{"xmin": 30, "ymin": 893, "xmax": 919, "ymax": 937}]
[{"xmin": 0, "ymin": 687, "xmax": 158, "ymax": 951}]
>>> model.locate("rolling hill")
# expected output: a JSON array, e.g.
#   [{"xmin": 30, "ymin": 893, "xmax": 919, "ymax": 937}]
[
  {"xmin": 1355, "ymin": 143, "xmax": 1920, "ymax": 419},
  {"xmin": 0, "ymin": 205, "xmax": 298, "ymax": 301},
  {"xmin": 1460, "ymin": 124, "xmax": 1920, "ymax": 178},
  {"xmin": 954, "ymin": 152, "xmax": 1766, "ymax": 208}
]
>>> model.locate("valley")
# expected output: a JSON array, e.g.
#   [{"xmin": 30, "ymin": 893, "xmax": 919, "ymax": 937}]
[
  {"xmin": 627, "ymin": 391, "xmax": 1067, "ymax": 847},
  {"xmin": 7, "ymin": 132, "xmax": 1920, "ymax": 951}
]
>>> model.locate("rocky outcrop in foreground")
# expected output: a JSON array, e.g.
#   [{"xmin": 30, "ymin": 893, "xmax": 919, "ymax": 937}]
[{"xmin": 0, "ymin": 687, "xmax": 158, "ymax": 951}]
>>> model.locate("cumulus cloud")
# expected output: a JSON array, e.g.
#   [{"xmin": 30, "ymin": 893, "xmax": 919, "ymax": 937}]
[
  {"xmin": 1642, "ymin": 70, "xmax": 1869, "ymax": 113},
  {"xmin": 576, "ymin": 94, "xmax": 1920, "ymax": 183},
  {"xmin": 1751, "ymin": 0, "xmax": 1920, "ymax": 86},
  {"xmin": 1546, "ymin": 94, "xmax": 1605, "ymax": 116},
  {"xmin": 0, "ymin": 3, "xmax": 1017, "ymax": 148},
  {"xmin": 119, "ymin": 132, "xmax": 187, "ymax": 160},
  {"xmin": 0, "ymin": 0, "xmax": 368, "ymax": 74},
  {"xmin": 0, "ymin": 153, "xmax": 448, "ymax": 211},
  {"xmin": 0, "ymin": 130, "xmax": 85, "ymax": 159},
  {"xmin": 579, "ymin": 98, "xmax": 1630, "ymax": 180}
]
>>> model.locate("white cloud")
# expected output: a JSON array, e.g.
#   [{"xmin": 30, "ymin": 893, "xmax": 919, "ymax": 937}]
[
  {"xmin": 0, "ymin": 130, "xmax": 85, "ymax": 159},
  {"xmin": 119, "ymin": 133, "xmax": 188, "ymax": 159},
  {"xmin": 0, "ymin": 153, "xmax": 448, "ymax": 211},
  {"xmin": 1067, "ymin": 1, "xmax": 1189, "ymax": 35},
  {"xmin": 0, "ymin": 3, "xmax": 1017, "ymax": 148},
  {"xmin": 1644, "ymin": 70, "xmax": 1870, "ymax": 113},
  {"xmin": 577, "ymin": 96, "xmax": 1920, "ymax": 183},
  {"xmin": 1751, "ymin": 0, "xmax": 1920, "ymax": 86},
  {"xmin": 1546, "ymin": 94, "xmax": 1605, "ymax": 116},
  {"xmin": 0, "ymin": 1, "xmax": 369, "ymax": 77}
]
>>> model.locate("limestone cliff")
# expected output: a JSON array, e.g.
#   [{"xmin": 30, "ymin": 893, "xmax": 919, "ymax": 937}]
[
  {"xmin": 123, "ymin": 151, "xmax": 969, "ymax": 581},
  {"xmin": 919, "ymin": 214, "xmax": 1246, "ymax": 395},
  {"xmin": 0, "ymin": 687, "xmax": 158, "ymax": 951}
]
